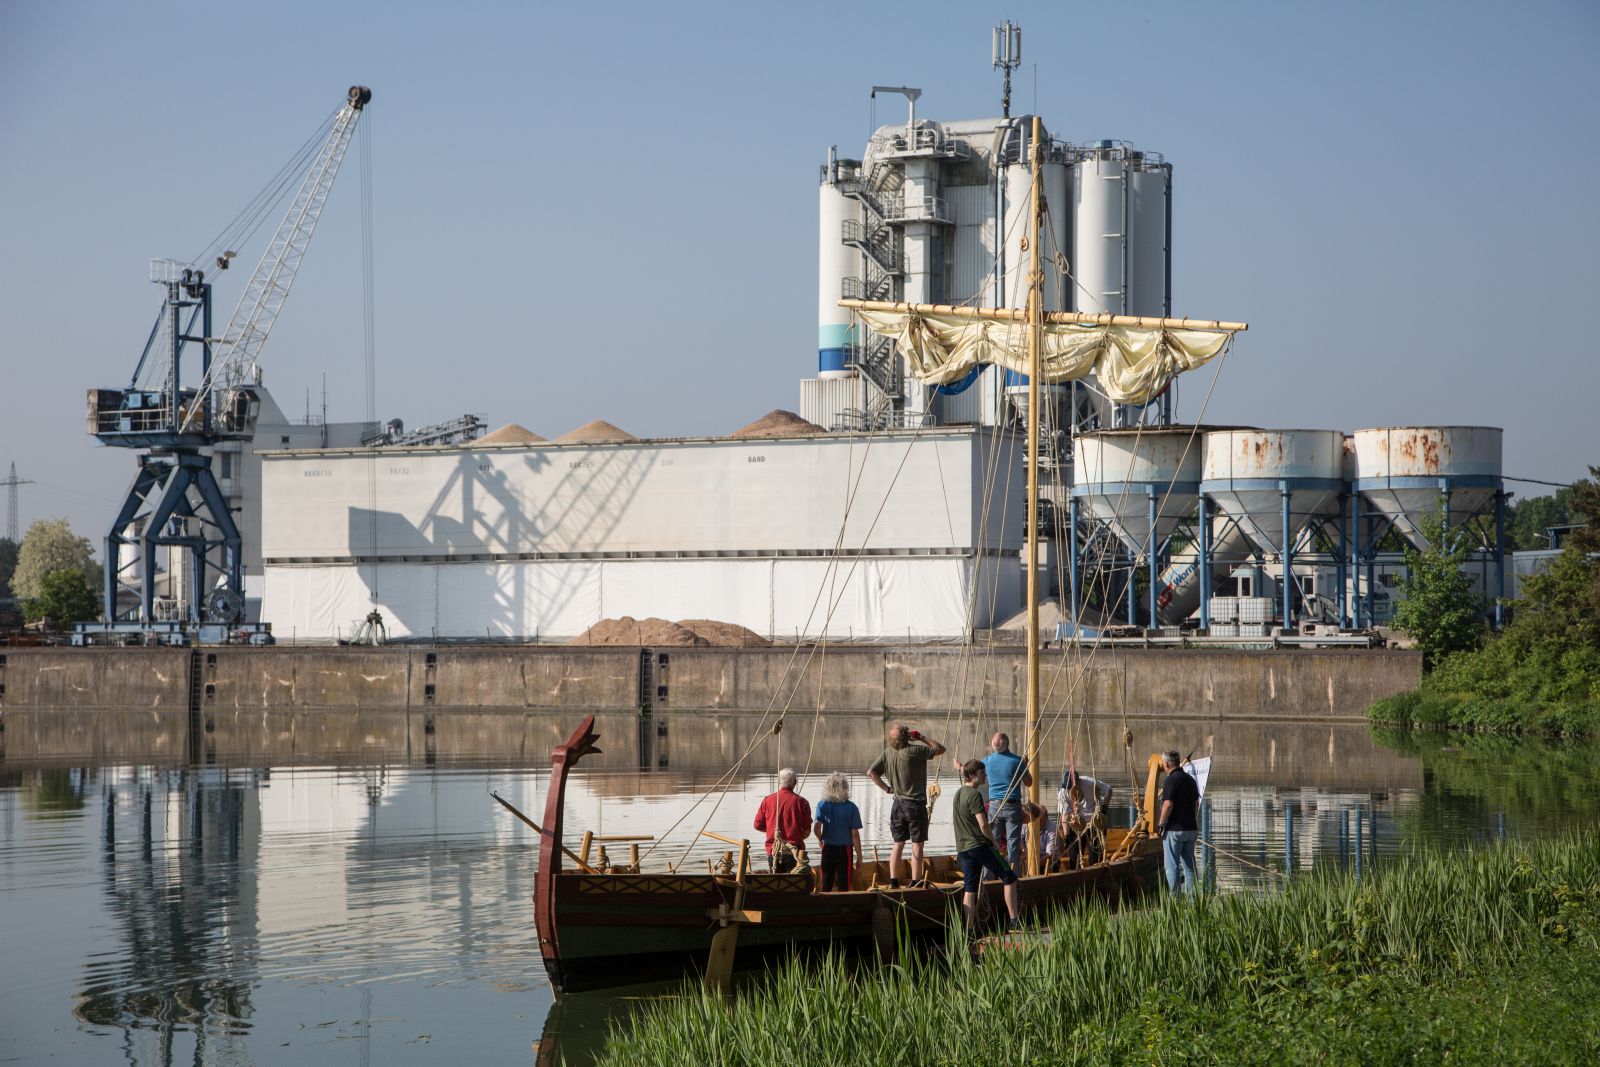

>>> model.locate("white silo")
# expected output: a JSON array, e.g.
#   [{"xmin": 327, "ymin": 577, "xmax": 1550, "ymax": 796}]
[
  {"xmin": 1352, "ymin": 427, "xmax": 1503, "ymax": 549},
  {"xmin": 1201, "ymin": 430, "xmax": 1347, "ymax": 628},
  {"xmin": 1071, "ymin": 428, "xmax": 1204, "ymax": 628},
  {"xmin": 1072, "ymin": 144, "xmax": 1127, "ymax": 315},
  {"xmin": 1126, "ymin": 155, "xmax": 1171, "ymax": 317},
  {"xmin": 817, "ymin": 149, "xmax": 860, "ymax": 380}
]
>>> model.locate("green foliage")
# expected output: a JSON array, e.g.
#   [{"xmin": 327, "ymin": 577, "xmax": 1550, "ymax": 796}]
[
  {"xmin": 24, "ymin": 567, "xmax": 100, "ymax": 625},
  {"xmin": 0, "ymin": 536, "xmax": 17, "ymax": 598},
  {"xmin": 1504, "ymin": 488, "xmax": 1570, "ymax": 551},
  {"xmin": 1568, "ymin": 465, "xmax": 1600, "ymax": 555},
  {"xmin": 1372, "ymin": 470, "xmax": 1600, "ymax": 735},
  {"xmin": 593, "ymin": 833, "xmax": 1600, "ymax": 1067},
  {"xmin": 1392, "ymin": 510, "xmax": 1485, "ymax": 669},
  {"xmin": 11, "ymin": 518, "xmax": 97, "ymax": 601}
]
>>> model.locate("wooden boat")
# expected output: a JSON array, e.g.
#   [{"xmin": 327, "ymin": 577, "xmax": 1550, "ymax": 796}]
[
  {"xmin": 527, "ymin": 715, "xmax": 1165, "ymax": 994},
  {"xmin": 515, "ymin": 115, "xmax": 1242, "ymax": 996}
]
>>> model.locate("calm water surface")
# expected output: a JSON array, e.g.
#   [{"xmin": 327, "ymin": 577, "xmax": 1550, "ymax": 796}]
[{"xmin": 2, "ymin": 709, "xmax": 1597, "ymax": 1065}]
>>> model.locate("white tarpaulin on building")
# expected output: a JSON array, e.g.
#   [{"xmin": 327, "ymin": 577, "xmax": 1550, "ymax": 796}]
[{"xmin": 262, "ymin": 555, "xmax": 1010, "ymax": 641}]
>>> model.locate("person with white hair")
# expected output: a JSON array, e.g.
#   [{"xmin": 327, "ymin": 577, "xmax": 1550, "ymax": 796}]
[
  {"xmin": 812, "ymin": 771, "xmax": 863, "ymax": 891},
  {"xmin": 753, "ymin": 767, "xmax": 812, "ymax": 874}
]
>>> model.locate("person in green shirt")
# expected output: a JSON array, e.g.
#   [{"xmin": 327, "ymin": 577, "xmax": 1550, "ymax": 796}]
[
  {"xmin": 952, "ymin": 759, "xmax": 1021, "ymax": 931},
  {"xmin": 867, "ymin": 722, "xmax": 946, "ymax": 888}
]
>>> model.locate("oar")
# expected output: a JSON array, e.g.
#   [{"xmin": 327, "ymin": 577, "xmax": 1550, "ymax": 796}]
[
  {"xmin": 704, "ymin": 838, "xmax": 750, "ymax": 996},
  {"xmin": 490, "ymin": 791, "xmax": 600, "ymax": 874}
]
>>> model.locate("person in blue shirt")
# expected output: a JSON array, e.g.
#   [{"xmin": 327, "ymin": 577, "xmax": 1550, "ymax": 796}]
[
  {"xmin": 812, "ymin": 771, "xmax": 863, "ymax": 892},
  {"xmin": 959, "ymin": 732, "xmax": 1032, "ymax": 870}
]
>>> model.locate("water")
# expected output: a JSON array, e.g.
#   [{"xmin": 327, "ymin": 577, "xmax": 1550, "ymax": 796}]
[{"xmin": 2, "ymin": 709, "xmax": 1597, "ymax": 1065}]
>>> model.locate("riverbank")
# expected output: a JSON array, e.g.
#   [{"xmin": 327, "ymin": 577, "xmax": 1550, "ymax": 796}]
[
  {"xmin": 0, "ymin": 645, "xmax": 1419, "ymax": 721},
  {"xmin": 594, "ymin": 831, "xmax": 1600, "ymax": 1066}
]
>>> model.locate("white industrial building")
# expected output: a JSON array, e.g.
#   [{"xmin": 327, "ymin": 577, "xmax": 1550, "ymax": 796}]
[{"xmin": 258, "ymin": 428, "xmax": 1025, "ymax": 641}]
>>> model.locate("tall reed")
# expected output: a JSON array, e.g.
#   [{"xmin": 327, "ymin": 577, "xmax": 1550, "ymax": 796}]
[{"xmin": 594, "ymin": 832, "xmax": 1600, "ymax": 1066}]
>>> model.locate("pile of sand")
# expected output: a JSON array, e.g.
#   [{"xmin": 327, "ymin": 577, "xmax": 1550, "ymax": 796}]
[
  {"xmin": 572, "ymin": 617, "xmax": 708, "ymax": 647},
  {"xmin": 678, "ymin": 619, "xmax": 771, "ymax": 647},
  {"xmin": 555, "ymin": 419, "xmax": 637, "ymax": 443},
  {"xmin": 728, "ymin": 409, "xmax": 824, "ymax": 439},
  {"xmin": 475, "ymin": 422, "xmax": 546, "ymax": 445},
  {"xmin": 571, "ymin": 616, "xmax": 772, "ymax": 647}
]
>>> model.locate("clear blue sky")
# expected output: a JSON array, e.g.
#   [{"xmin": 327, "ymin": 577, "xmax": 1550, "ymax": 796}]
[{"xmin": 2, "ymin": 0, "xmax": 1596, "ymax": 540}]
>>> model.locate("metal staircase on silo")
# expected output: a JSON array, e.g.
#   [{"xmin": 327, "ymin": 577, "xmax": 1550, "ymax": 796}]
[{"xmin": 837, "ymin": 160, "xmax": 907, "ymax": 402}]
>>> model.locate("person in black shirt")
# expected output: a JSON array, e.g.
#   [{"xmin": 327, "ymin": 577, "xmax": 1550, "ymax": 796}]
[{"xmin": 1157, "ymin": 750, "xmax": 1200, "ymax": 896}]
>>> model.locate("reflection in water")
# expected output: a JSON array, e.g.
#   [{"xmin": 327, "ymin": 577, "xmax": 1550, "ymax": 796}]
[
  {"xmin": 0, "ymin": 713, "xmax": 1597, "ymax": 1065},
  {"xmin": 78, "ymin": 770, "xmax": 260, "ymax": 1061}
]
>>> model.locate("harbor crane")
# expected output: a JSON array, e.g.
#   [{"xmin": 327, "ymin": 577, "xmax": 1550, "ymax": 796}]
[{"xmin": 80, "ymin": 86, "xmax": 371, "ymax": 645}]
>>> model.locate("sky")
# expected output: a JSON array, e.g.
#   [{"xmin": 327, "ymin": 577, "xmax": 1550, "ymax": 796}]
[{"xmin": 1, "ymin": 0, "xmax": 1596, "ymax": 541}]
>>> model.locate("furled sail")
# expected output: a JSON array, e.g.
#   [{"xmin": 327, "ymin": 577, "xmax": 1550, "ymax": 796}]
[{"xmin": 847, "ymin": 301, "xmax": 1244, "ymax": 405}]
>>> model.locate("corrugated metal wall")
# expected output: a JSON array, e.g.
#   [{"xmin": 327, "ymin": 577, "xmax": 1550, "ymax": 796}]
[{"xmin": 947, "ymin": 183, "xmax": 995, "ymax": 306}]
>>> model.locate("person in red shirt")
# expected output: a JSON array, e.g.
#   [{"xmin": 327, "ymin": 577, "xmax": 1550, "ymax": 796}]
[{"xmin": 753, "ymin": 768, "xmax": 812, "ymax": 873}]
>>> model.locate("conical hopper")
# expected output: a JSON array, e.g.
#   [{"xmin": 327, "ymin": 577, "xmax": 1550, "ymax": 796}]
[
  {"xmin": 1072, "ymin": 429, "xmax": 1202, "ymax": 554},
  {"xmin": 1200, "ymin": 430, "xmax": 1345, "ymax": 557},
  {"xmin": 1352, "ymin": 427, "xmax": 1502, "ymax": 549}
]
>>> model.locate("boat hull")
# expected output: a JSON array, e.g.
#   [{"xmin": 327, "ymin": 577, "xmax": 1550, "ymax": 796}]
[{"xmin": 540, "ymin": 837, "xmax": 1162, "ymax": 993}]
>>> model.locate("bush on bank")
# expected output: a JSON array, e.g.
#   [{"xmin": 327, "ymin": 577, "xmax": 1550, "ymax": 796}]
[
  {"xmin": 1373, "ymin": 517, "xmax": 1600, "ymax": 735},
  {"xmin": 593, "ymin": 832, "xmax": 1600, "ymax": 1067}
]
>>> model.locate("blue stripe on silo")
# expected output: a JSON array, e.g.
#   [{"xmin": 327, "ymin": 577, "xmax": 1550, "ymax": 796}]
[
  {"xmin": 819, "ymin": 324, "xmax": 854, "ymax": 374},
  {"xmin": 1004, "ymin": 369, "xmax": 1028, "ymax": 388}
]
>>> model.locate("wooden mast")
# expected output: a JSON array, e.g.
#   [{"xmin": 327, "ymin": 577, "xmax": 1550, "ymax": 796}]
[{"xmin": 1024, "ymin": 114, "xmax": 1043, "ymax": 878}]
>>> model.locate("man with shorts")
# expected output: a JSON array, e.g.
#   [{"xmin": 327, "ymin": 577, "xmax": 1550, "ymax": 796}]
[
  {"xmin": 952, "ymin": 759, "xmax": 1021, "ymax": 931},
  {"xmin": 867, "ymin": 722, "xmax": 945, "ymax": 888}
]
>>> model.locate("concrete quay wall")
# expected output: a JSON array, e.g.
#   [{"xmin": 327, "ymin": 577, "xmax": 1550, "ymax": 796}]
[
  {"xmin": 657, "ymin": 647, "xmax": 1420, "ymax": 721},
  {"xmin": 0, "ymin": 645, "xmax": 1419, "ymax": 722}
]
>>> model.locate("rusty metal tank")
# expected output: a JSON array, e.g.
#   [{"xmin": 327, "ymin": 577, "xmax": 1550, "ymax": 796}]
[
  {"xmin": 1351, "ymin": 426, "xmax": 1502, "ymax": 549},
  {"xmin": 1200, "ymin": 430, "xmax": 1346, "ymax": 557}
]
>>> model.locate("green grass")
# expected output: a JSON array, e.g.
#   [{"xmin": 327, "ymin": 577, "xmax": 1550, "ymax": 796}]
[{"xmin": 592, "ymin": 832, "xmax": 1600, "ymax": 1066}]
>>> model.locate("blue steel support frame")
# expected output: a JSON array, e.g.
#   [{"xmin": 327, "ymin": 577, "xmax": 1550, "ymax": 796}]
[
  {"xmin": 1280, "ymin": 480, "xmax": 1293, "ymax": 631},
  {"xmin": 1197, "ymin": 495, "xmax": 1211, "ymax": 631},
  {"xmin": 1336, "ymin": 497, "xmax": 1348, "ymax": 629},
  {"xmin": 1125, "ymin": 548, "xmax": 1136, "ymax": 625},
  {"xmin": 1349, "ymin": 492, "xmax": 1362, "ymax": 628},
  {"xmin": 1494, "ymin": 491, "xmax": 1507, "ymax": 629},
  {"xmin": 1147, "ymin": 489, "xmax": 1159, "ymax": 630},
  {"xmin": 1068, "ymin": 496, "xmax": 1081, "ymax": 634}
]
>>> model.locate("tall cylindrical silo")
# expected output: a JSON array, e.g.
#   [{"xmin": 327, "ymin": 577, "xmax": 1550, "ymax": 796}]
[
  {"xmin": 1072, "ymin": 145, "xmax": 1126, "ymax": 315},
  {"xmin": 817, "ymin": 154, "xmax": 859, "ymax": 380},
  {"xmin": 1126, "ymin": 157, "xmax": 1170, "ymax": 317}
]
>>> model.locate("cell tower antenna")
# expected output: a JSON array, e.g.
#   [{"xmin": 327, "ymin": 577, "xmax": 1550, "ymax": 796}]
[
  {"xmin": 993, "ymin": 20, "xmax": 1022, "ymax": 119},
  {"xmin": 2, "ymin": 462, "xmax": 34, "ymax": 542}
]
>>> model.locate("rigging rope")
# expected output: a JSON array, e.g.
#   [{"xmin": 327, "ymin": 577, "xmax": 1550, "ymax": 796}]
[{"xmin": 360, "ymin": 113, "xmax": 380, "ymax": 602}]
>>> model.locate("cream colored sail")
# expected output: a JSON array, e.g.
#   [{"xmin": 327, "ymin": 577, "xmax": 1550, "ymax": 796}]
[{"xmin": 845, "ymin": 300, "xmax": 1241, "ymax": 404}]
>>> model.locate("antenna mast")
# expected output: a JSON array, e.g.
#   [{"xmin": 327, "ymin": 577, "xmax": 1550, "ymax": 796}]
[
  {"xmin": 993, "ymin": 21, "xmax": 1022, "ymax": 119},
  {"xmin": 2, "ymin": 463, "xmax": 33, "ymax": 542}
]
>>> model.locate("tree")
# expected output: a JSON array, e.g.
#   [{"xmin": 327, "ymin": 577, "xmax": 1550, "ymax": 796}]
[
  {"xmin": 11, "ymin": 519, "xmax": 97, "ymax": 601},
  {"xmin": 0, "ymin": 536, "xmax": 18, "ymax": 599},
  {"xmin": 24, "ymin": 568, "xmax": 100, "ymax": 625},
  {"xmin": 1504, "ymin": 489, "xmax": 1570, "ymax": 551},
  {"xmin": 1393, "ymin": 511, "xmax": 1486, "ymax": 670}
]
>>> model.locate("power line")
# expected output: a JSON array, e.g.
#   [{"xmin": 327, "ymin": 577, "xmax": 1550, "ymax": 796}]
[{"xmin": 1, "ymin": 462, "xmax": 34, "ymax": 542}]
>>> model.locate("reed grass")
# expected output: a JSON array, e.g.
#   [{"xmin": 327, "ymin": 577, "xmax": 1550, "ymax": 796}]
[{"xmin": 593, "ymin": 832, "xmax": 1600, "ymax": 1066}]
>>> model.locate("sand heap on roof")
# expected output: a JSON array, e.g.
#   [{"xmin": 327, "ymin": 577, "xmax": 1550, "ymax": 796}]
[
  {"xmin": 728, "ymin": 409, "xmax": 825, "ymax": 439},
  {"xmin": 572, "ymin": 617, "xmax": 708, "ymax": 647},
  {"xmin": 677, "ymin": 619, "xmax": 771, "ymax": 647},
  {"xmin": 571, "ymin": 617, "xmax": 772, "ymax": 647},
  {"xmin": 475, "ymin": 422, "xmax": 546, "ymax": 445},
  {"xmin": 555, "ymin": 419, "xmax": 637, "ymax": 443}
]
